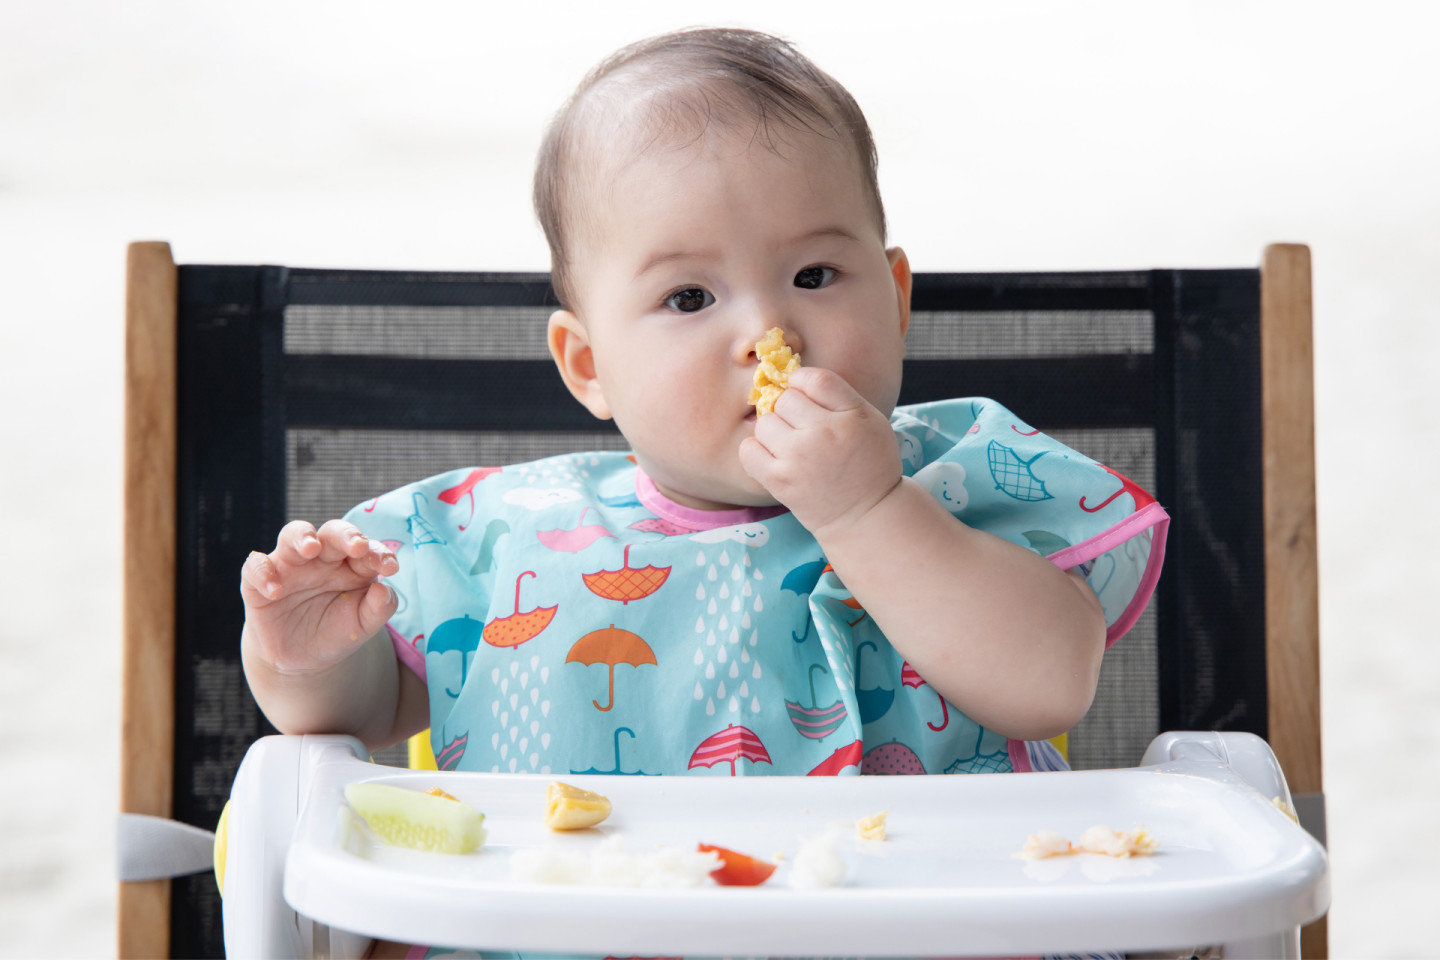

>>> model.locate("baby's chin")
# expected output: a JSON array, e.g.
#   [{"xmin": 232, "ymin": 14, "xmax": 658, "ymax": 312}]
[{"xmin": 648, "ymin": 468, "xmax": 778, "ymax": 513}]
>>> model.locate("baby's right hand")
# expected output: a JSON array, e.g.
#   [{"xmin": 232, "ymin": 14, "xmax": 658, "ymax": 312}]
[{"xmin": 241, "ymin": 519, "xmax": 400, "ymax": 676}]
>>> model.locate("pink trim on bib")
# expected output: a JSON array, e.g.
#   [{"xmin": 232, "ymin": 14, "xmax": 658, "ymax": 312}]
[
  {"xmin": 1044, "ymin": 501, "xmax": 1170, "ymax": 649},
  {"xmin": 635, "ymin": 468, "xmax": 789, "ymax": 532},
  {"xmin": 387, "ymin": 623, "xmax": 427, "ymax": 682}
]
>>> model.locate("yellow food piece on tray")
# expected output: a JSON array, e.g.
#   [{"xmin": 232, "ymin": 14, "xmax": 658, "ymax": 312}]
[
  {"xmin": 545, "ymin": 781, "xmax": 613, "ymax": 830},
  {"xmin": 1016, "ymin": 830, "xmax": 1074, "ymax": 860},
  {"xmin": 748, "ymin": 327, "xmax": 801, "ymax": 415},
  {"xmin": 1016, "ymin": 825, "xmax": 1156, "ymax": 859},
  {"xmin": 855, "ymin": 810, "xmax": 889, "ymax": 842},
  {"xmin": 426, "ymin": 786, "xmax": 459, "ymax": 802},
  {"xmin": 344, "ymin": 782, "xmax": 486, "ymax": 854}
]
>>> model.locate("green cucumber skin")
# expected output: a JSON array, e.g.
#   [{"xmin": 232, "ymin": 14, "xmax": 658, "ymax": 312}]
[{"xmin": 344, "ymin": 782, "xmax": 487, "ymax": 853}]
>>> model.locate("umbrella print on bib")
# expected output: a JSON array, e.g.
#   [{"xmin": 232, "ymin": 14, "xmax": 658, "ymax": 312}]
[
  {"xmin": 855, "ymin": 640, "xmax": 894, "ymax": 724},
  {"xmin": 943, "ymin": 724, "xmax": 1011, "ymax": 774},
  {"xmin": 428, "ymin": 615, "xmax": 484, "ymax": 698},
  {"xmin": 406, "ymin": 492, "xmax": 447, "ymax": 547},
  {"xmin": 630, "ymin": 516, "xmax": 692, "ymax": 537},
  {"xmin": 537, "ymin": 506, "xmax": 616, "ymax": 553},
  {"xmin": 862, "ymin": 739, "xmax": 926, "ymax": 775},
  {"xmin": 582, "ymin": 544, "xmax": 671, "ymax": 604},
  {"xmin": 901, "ymin": 661, "xmax": 950, "ymax": 732},
  {"xmin": 435, "ymin": 729, "xmax": 468, "ymax": 771},
  {"xmin": 688, "ymin": 724, "xmax": 772, "ymax": 776},
  {"xmin": 785, "ymin": 663, "xmax": 848, "ymax": 739},
  {"xmin": 468, "ymin": 519, "xmax": 511, "ymax": 576},
  {"xmin": 436, "ymin": 467, "xmax": 502, "ymax": 530},
  {"xmin": 781, "ymin": 558, "xmax": 826, "ymax": 642},
  {"xmin": 986, "ymin": 440, "xmax": 1054, "ymax": 502},
  {"xmin": 483, "ymin": 571, "xmax": 557, "ymax": 648},
  {"xmin": 1079, "ymin": 464, "xmax": 1157, "ymax": 512},
  {"xmin": 566, "ymin": 624, "xmax": 657, "ymax": 711},
  {"xmin": 571, "ymin": 726, "xmax": 653, "ymax": 776},
  {"xmin": 807, "ymin": 739, "xmax": 863, "ymax": 776}
]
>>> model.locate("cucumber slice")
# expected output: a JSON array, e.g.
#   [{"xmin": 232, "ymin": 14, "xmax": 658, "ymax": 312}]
[{"xmin": 344, "ymin": 781, "xmax": 486, "ymax": 854}]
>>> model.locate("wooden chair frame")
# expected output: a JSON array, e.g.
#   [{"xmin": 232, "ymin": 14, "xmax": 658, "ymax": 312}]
[{"xmin": 119, "ymin": 241, "xmax": 1324, "ymax": 957}]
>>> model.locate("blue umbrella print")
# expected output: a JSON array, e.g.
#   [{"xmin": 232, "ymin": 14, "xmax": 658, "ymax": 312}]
[
  {"xmin": 407, "ymin": 492, "xmax": 448, "ymax": 546},
  {"xmin": 855, "ymin": 640, "xmax": 894, "ymax": 724},
  {"xmin": 570, "ymin": 726, "xmax": 655, "ymax": 776},
  {"xmin": 986, "ymin": 440, "xmax": 1054, "ymax": 502},
  {"xmin": 781, "ymin": 559, "xmax": 826, "ymax": 642},
  {"xmin": 428, "ymin": 615, "xmax": 484, "ymax": 698}
]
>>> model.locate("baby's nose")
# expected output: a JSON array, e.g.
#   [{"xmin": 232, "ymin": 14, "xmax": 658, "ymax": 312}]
[{"xmin": 736, "ymin": 326, "xmax": 802, "ymax": 362}]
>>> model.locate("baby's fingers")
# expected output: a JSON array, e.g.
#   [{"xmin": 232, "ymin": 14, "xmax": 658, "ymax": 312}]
[
  {"xmin": 274, "ymin": 519, "xmax": 323, "ymax": 565},
  {"xmin": 317, "ymin": 518, "xmax": 373, "ymax": 564},
  {"xmin": 353, "ymin": 537, "xmax": 400, "ymax": 580},
  {"xmin": 354, "ymin": 580, "xmax": 401, "ymax": 640},
  {"xmin": 241, "ymin": 550, "xmax": 284, "ymax": 602}
]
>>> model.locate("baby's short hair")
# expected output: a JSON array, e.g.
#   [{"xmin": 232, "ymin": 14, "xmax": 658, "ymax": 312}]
[{"xmin": 534, "ymin": 27, "xmax": 886, "ymax": 311}]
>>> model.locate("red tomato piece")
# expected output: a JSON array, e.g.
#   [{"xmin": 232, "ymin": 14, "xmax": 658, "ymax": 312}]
[{"xmin": 697, "ymin": 843, "xmax": 778, "ymax": 886}]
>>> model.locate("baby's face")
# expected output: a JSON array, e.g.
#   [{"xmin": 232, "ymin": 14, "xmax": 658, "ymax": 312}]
[{"xmin": 553, "ymin": 123, "xmax": 909, "ymax": 511}]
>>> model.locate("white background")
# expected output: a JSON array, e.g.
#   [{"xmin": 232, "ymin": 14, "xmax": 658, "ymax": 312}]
[{"xmin": 2, "ymin": 1, "xmax": 1437, "ymax": 954}]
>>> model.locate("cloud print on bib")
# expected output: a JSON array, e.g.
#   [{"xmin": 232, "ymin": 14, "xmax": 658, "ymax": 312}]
[
  {"xmin": 915, "ymin": 461, "xmax": 969, "ymax": 512},
  {"xmin": 689, "ymin": 523, "xmax": 771, "ymax": 547}
]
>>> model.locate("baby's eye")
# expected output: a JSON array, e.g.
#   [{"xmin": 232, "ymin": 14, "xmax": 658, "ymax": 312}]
[
  {"xmin": 665, "ymin": 287, "xmax": 715, "ymax": 313},
  {"xmin": 794, "ymin": 266, "xmax": 837, "ymax": 290}
]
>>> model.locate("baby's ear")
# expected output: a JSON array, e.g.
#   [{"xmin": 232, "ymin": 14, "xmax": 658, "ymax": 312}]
[
  {"xmin": 547, "ymin": 310, "xmax": 613, "ymax": 420},
  {"xmin": 886, "ymin": 247, "xmax": 913, "ymax": 340}
]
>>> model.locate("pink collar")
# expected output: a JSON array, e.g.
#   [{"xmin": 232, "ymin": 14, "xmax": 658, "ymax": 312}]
[{"xmin": 634, "ymin": 468, "xmax": 789, "ymax": 532}]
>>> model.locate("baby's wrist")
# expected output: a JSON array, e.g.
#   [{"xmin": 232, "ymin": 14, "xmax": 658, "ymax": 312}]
[{"xmin": 806, "ymin": 473, "xmax": 905, "ymax": 549}]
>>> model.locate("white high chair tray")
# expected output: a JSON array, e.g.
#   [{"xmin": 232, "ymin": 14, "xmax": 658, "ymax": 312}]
[{"xmin": 283, "ymin": 755, "xmax": 1327, "ymax": 956}]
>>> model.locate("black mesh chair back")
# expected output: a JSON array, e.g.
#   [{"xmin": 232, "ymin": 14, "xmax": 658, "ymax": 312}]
[{"xmin": 120, "ymin": 242, "xmax": 1321, "ymax": 957}]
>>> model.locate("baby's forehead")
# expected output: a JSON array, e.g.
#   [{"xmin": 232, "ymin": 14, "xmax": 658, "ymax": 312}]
[{"xmin": 568, "ymin": 72, "xmax": 857, "ymax": 202}]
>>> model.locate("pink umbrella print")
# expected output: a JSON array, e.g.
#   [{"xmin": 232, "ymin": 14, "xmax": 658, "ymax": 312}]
[
  {"xmin": 537, "ymin": 506, "xmax": 616, "ymax": 553},
  {"xmin": 437, "ymin": 467, "xmax": 502, "ymax": 530},
  {"xmin": 785, "ymin": 663, "xmax": 848, "ymax": 739},
  {"xmin": 688, "ymin": 724, "xmax": 772, "ymax": 776},
  {"xmin": 901, "ymin": 661, "xmax": 950, "ymax": 732}
]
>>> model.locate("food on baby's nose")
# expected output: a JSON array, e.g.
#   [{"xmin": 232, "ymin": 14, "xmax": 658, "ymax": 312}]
[
  {"xmin": 344, "ymin": 781, "xmax": 486, "ymax": 854},
  {"xmin": 748, "ymin": 327, "xmax": 801, "ymax": 416},
  {"xmin": 544, "ymin": 780, "xmax": 613, "ymax": 830}
]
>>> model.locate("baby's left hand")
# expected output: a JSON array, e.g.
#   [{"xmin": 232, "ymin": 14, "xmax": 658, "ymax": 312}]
[{"xmin": 739, "ymin": 366, "xmax": 901, "ymax": 539}]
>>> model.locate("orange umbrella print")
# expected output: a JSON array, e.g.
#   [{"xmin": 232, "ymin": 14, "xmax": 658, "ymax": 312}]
[
  {"xmin": 565, "ymin": 625, "xmax": 657, "ymax": 711},
  {"xmin": 582, "ymin": 544, "xmax": 671, "ymax": 604},
  {"xmin": 482, "ymin": 571, "xmax": 558, "ymax": 648}
]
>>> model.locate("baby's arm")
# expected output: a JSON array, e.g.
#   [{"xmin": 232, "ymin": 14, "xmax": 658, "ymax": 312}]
[
  {"xmin": 240, "ymin": 519, "xmax": 429, "ymax": 752},
  {"xmin": 740, "ymin": 369, "xmax": 1105, "ymax": 741}
]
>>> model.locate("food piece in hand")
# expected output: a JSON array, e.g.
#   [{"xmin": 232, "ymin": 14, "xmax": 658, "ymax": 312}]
[
  {"xmin": 1016, "ymin": 830, "xmax": 1074, "ymax": 860},
  {"xmin": 1076, "ymin": 825, "xmax": 1157, "ymax": 857},
  {"xmin": 855, "ymin": 810, "xmax": 889, "ymax": 841},
  {"xmin": 748, "ymin": 327, "xmax": 801, "ymax": 416},
  {"xmin": 697, "ymin": 843, "xmax": 779, "ymax": 886},
  {"xmin": 545, "ymin": 781, "xmax": 612, "ymax": 830},
  {"xmin": 344, "ymin": 781, "xmax": 486, "ymax": 854}
]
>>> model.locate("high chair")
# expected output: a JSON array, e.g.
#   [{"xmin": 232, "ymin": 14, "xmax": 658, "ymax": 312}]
[{"xmin": 120, "ymin": 241, "xmax": 1326, "ymax": 957}]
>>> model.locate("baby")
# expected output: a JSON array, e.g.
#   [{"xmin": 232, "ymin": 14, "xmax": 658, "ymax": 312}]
[{"xmin": 240, "ymin": 25, "xmax": 1167, "ymax": 958}]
